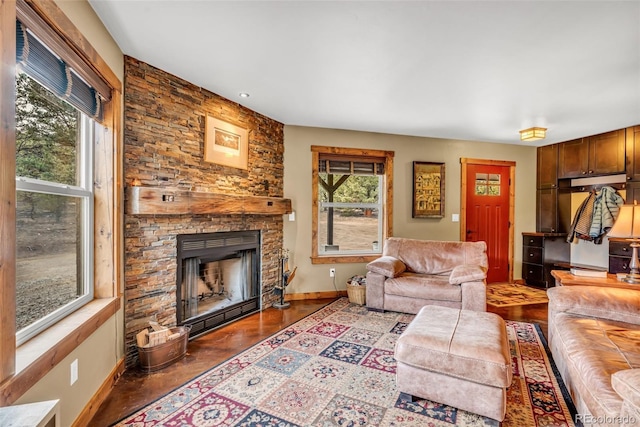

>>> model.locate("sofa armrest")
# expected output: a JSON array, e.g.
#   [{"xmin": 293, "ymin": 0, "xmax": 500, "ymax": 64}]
[
  {"xmin": 460, "ymin": 280, "xmax": 486, "ymax": 312},
  {"xmin": 449, "ymin": 264, "xmax": 486, "ymax": 285},
  {"xmin": 366, "ymin": 256, "xmax": 406, "ymax": 278},
  {"xmin": 365, "ymin": 271, "xmax": 386, "ymax": 311},
  {"xmin": 548, "ymin": 286, "xmax": 640, "ymax": 326},
  {"xmin": 612, "ymin": 369, "xmax": 640, "ymax": 421}
]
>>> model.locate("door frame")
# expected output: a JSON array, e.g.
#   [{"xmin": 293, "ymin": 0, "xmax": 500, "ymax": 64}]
[{"xmin": 460, "ymin": 158, "xmax": 516, "ymax": 284}]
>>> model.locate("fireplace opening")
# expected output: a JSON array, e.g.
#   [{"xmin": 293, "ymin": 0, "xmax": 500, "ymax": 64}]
[{"xmin": 177, "ymin": 230, "xmax": 260, "ymax": 337}]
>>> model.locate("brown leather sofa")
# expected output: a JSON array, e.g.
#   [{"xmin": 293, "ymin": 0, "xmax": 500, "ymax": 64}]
[
  {"xmin": 548, "ymin": 286, "xmax": 640, "ymax": 426},
  {"xmin": 365, "ymin": 237, "xmax": 488, "ymax": 314}
]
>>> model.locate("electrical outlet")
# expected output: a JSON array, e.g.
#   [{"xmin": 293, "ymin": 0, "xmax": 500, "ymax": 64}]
[
  {"xmin": 329, "ymin": 268, "xmax": 336, "ymax": 277},
  {"xmin": 70, "ymin": 359, "xmax": 78, "ymax": 385}
]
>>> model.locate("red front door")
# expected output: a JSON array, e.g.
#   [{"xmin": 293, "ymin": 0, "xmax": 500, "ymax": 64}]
[{"xmin": 465, "ymin": 164, "xmax": 510, "ymax": 283}]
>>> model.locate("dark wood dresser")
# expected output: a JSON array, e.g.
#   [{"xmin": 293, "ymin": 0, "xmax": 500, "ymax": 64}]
[
  {"xmin": 609, "ymin": 238, "xmax": 633, "ymax": 274},
  {"xmin": 522, "ymin": 232, "xmax": 570, "ymax": 288}
]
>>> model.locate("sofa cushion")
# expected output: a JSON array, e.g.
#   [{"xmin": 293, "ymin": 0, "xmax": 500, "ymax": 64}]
[
  {"xmin": 385, "ymin": 273, "xmax": 461, "ymax": 302},
  {"xmin": 383, "ymin": 238, "xmax": 488, "ymax": 275},
  {"xmin": 366, "ymin": 256, "xmax": 406, "ymax": 278},
  {"xmin": 554, "ymin": 312, "xmax": 640, "ymax": 417},
  {"xmin": 449, "ymin": 264, "xmax": 486, "ymax": 285},
  {"xmin": 612, "ymin": 369, "xmax": 640, "ymax": 411}
]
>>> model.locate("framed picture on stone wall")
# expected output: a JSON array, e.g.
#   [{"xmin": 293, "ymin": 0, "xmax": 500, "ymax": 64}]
[
  {"xmin": 204, "ymin": 115, "xmax": 248, "ymax": 170},
  {"xmin": 412, "ymin": 161, "xmax": 445, "ymax": 218}
]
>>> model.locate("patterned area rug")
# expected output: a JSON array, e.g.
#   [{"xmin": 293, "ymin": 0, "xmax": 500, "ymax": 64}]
[
  {"xmin": 487, "ymin": 283, "xmax": 549, "ymax": 307},
  {"xmin": 114, "ymin": 298, "xmax": 576, "ymax": 427}
]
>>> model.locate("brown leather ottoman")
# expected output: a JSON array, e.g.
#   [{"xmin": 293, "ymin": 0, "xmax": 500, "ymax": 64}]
[{"xmin": 395, "ymin": 305, "xmax": 512, "ymax": 421}]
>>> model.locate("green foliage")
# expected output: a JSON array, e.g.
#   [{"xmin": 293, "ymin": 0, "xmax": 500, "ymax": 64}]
[
  {"xmin": 336, "ymin": 175, "xmax": 379, "ymax": 203},
  {"xmin": 319, "ymin": 173, "xmax": 379, "ymax": 203},
  {"xmin": 15, "ymin": 73, "xmax": 78, "ymax": 185},
  {"xmin": 15, "ymin": 73, "xmax": 79, "ymax": 218}
]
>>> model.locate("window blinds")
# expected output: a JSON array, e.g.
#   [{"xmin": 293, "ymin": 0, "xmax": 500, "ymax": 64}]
[
  {"xmin": 16, "ymin": 19, "xmax": 107, "ymax": 120},
  {"xmin": 318, "ymin": 155, "xmax": 385, "ymax": 175}
]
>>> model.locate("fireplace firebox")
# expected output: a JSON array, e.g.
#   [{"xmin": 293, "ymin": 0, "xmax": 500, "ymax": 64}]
[{"xmin": 176, "ymin": 230, "xmax": 261, "ymax": 337}]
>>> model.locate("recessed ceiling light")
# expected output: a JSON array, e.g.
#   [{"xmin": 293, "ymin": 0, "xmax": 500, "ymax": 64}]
[{"xmin": 239, "ymin": 92, "xmax": 250, "ymax": 98}]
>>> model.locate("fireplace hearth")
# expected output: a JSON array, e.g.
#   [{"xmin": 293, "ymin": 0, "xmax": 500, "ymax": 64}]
[{"xmin": 176, "ymin": 230, "xmax": 261, "ymax": 337}]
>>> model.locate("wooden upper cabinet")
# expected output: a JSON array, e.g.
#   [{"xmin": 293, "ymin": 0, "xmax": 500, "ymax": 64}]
[
  {"xmin": 558, "ymin": 138, "xmax": 588, "ymax": 178},
  {"xmin": 626, "ymin": 126, "xmax": 640, "ymax": 182},
  {"xmin": 537, "ymin": 144, "xmax": 558, "ymax": 189},
  {"xmin": 536, "ymin": 188, "xmax": 558, "ymax": 232},
  {"xmin": 558, "ymin": 130, "xmax": 626, "ymax": 179},
  {"xmin": 588, "ymin": 129, "xmax": 626, "ymax": 176}
]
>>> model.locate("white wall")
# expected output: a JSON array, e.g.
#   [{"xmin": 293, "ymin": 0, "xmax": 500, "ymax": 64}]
[{"xmin": 283, "ymin": 126, "xmax": 537, "ymax": 293}]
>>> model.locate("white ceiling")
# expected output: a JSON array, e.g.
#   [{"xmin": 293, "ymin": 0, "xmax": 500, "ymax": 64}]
[{"xmin": 88, "ymin": 0, "xmax": 640, "ymax": 146}]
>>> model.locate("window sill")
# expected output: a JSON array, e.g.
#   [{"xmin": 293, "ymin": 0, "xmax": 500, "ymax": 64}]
[
  {"xmin": 311, "ymin": 255, "xmax": 380, "ymax": 264},
  {"xmin": 1, "ymin": 297, "xmax": 120, "ymax": 406}
]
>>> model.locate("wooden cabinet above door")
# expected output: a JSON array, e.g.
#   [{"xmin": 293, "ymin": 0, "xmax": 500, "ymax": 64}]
[{"xmin": 558, "ymin": 130, "xmax": 625, "ymax": 179}]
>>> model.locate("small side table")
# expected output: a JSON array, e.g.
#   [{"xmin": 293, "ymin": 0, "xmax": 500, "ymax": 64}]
[
  {"xmin": 551, "ymin": 270, "xmax": 640, "ymax": 290},
  {"xmin": 0, "ymin": 399, "xmax": 60, "ymax": 426}
]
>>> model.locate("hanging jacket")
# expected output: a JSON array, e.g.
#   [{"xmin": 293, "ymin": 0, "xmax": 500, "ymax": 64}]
[
  {"xmin": 589, "ymin": 186, "xmax": 624, "ymax": 244},
  {"xmin": 566, "ymin": 191, "xmax": 596, "ymax": 243}
]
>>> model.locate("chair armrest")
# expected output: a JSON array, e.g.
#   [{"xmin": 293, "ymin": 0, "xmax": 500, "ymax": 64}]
[
  {"xmin": 366, "ymin": 256, "xmax": 406, "ymax": 278},
  {"xmin": 365, "ymin": 271, "xmax": 386, "ymax": 311},
  {"xmin": 548, "ymin": 286, "xmax": 640, "ymax": 326},
  {"xmin": 612, "ymin": 369, "xmax": 640, "ymax": 420},
  {"xmin": 460, "ymin": 281, "xmax": 486, "ymax": 312},
  {"xmin": 449, "ymin": 264, "xmax": 486, "ymax": 285}
]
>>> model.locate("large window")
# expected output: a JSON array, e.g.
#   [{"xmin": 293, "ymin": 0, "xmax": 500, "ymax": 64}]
[
  {"xmin": 0, "ymin": 0, "xmax": 121, "ymax": 402},
  {"xmin": 311, "ymin": 146, "xmax": 394, "ymax": 263},
  {"xmin": 12, "ymin": 8, "xmax": 111, "ymax": 346},
  {"xmin": 15, "ymin": 72, "xmax": 94, "ymax": 346}
]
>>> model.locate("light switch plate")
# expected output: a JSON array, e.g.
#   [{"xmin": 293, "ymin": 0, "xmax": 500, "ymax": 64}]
[
  {"xmin": 452, "ymin": 214, "xmax": 460, "ymax": 222},
  {"xmin": 70, "ymin": 359, "xmax": 78, "ymax": 385}
]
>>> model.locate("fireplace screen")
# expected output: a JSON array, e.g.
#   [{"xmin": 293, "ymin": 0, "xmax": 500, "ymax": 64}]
[{"xmin": 177, "ymin": 231, "xmax": 260, "ymax": 337}]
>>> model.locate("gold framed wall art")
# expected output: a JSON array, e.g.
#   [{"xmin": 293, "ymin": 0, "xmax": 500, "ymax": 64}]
[
  {"xmin": 412, "ymin": 161, "xmax": 445, "ymax": 218},
  {"xmin": 204, "ymin": 115, "xmax": 248, "ymax": 170}
]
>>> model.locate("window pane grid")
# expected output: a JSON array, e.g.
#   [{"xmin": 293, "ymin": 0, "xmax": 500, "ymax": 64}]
[{"xmin": 475, "ymin": 172, "xmax": 501, "ymax": 196}]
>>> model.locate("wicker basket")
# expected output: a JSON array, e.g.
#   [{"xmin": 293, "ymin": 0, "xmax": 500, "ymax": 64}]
[{"xmin": 346, "ymin": 283, "xmax": 366, "ymax": 305}]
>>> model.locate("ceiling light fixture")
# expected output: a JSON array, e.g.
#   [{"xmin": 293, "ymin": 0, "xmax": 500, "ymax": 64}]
[
  {"xmin": 239, "ymin": 92, "xmax": 250, "ymax": 98},
  {"xmin": 519, "ymin": 127, "xmax": 547, "ymax": 142}
]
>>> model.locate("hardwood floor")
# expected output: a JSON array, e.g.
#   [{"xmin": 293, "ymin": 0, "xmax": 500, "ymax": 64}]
[{"xmin": 87, "ymin": 298, "xmax": 548, "ymax": 426}]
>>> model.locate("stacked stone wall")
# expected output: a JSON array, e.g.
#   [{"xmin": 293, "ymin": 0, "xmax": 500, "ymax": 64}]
[{"xmin": 123, "ymin": 56, "xmax": 284, "ymax": 365}]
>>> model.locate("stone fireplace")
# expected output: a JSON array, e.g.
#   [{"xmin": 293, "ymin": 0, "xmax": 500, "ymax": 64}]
[{"xmin": 123, "ymin": 56, "xmax": 287, "ymax": 366}]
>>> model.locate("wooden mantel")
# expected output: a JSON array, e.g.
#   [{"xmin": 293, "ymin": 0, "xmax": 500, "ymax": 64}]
[{"xmin": 125, "ymin": 186, "xmax": 292, "ymax": 216}]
